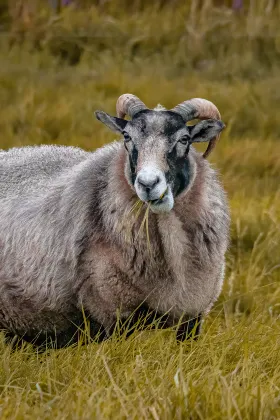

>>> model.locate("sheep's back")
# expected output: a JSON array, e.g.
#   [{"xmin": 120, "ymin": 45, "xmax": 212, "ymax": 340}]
[{"xmin": 0, "ymin": 145, "xmax": 89, "ymax": 198}]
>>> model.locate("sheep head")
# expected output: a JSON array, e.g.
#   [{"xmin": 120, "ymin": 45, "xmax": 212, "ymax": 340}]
[{"xmin": 95, "ymin": 94, "xmax": 225, "ymax": 214}]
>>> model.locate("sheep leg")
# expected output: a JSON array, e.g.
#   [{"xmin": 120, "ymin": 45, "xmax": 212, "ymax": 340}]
[
  {"xmin": 111, "ymin": 303, "xmax": 171, "ymax": 339},
  {"xmin": 176, "ymin": 314, "xmax": 202, "ymax": 342}
]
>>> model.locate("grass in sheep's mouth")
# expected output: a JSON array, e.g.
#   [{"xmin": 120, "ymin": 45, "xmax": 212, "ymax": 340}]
[
  {"xmin": 126, "ymin": 200, "xmax": 151, "ymax": 253},
  {"xmin": 128, "ymin": 199, "xmax": 143, "ymax": 216},
  {"xmin": 149, "ymin": 189, "xmax": 168, "ymax": 205},
  {"xmin": 136, "ymin": 203, "xmax": 151, "ymax": 252}
]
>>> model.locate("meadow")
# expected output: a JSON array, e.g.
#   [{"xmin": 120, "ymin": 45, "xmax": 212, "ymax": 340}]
[{"xmin": 0, "ymin": 1, "xmax": 279, "ymax": 418}]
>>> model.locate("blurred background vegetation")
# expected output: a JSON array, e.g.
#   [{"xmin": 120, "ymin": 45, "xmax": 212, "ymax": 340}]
[
  {"xmin": 0, "ymin": 0, "xmax": 279, "ymax": 148},
  {"xmin": 0, "ymin": 1, "xmax": 279, "ymax": 418}
]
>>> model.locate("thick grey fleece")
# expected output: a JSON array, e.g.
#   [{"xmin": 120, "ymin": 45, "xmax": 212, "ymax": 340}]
[{"xmin": 0, "ymin": 143, "xmax": 230, "ymax": 339}]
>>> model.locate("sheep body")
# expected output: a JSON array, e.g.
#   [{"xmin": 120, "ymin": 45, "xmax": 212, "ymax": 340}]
[{"xmin": 0, "ymin": 141, "xmax": 229, "ymax": 343}]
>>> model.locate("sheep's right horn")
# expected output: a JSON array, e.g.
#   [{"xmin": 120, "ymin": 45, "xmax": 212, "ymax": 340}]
[
  {"xmin": 171, "ymin": 98, "xmax": 221, "ymax": 122},
  {"xmin": 171, "ymin": 98, "xmax": 222, "ymax": 158},
  {"xmin": 116, "ymin": 94, "xmax": 147, "ymax": 119}
]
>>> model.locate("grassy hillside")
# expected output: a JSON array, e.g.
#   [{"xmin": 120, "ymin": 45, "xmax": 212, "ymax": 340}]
[{"xmin": 0, "ymin": 1, "xmax": 279, "ymax": 418}]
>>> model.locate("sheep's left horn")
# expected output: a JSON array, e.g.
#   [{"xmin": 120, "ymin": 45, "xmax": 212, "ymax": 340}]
[
  {"xmin": 171, "ymin": 98, "xmax": 222, "ymax": 158},
  {"xmin": 116, "ymin": 94, "xmax": 147, "ymax": 119}
]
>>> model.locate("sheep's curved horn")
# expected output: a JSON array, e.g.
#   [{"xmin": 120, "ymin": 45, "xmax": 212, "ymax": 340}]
[
  {"xmin": 116, "ymin": 94, "xmax": 147, "ymax": 119},
  {"xmin": 171, "ymin": 98, "xmax": 222, "ymax": 158}
]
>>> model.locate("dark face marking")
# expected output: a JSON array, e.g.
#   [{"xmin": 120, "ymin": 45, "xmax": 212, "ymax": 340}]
[
  {"xmin": 128, "ymin": 144, "xmax": 138, "ymax": 185},
  {"xmin": 166, "ymin": 154, "xmax": 191, "ymax": 197},
  {"xmin": 130, "ymin": 110, "xmax": 187, "ymax": 143}
]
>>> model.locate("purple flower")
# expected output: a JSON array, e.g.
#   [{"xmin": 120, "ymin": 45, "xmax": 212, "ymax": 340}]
[
  {"xmin": 48, "ymin": 0, "xmax": 74, "ymax": 8},
  {"xmin": 232, "ymin": 0, "xmax": 243, "ymax": 10}
]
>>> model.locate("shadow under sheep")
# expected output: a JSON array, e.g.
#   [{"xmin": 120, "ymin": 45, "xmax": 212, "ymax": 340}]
[{"xmin": 3, "ymin": 305, "xmax": 202, "ymax": 351}]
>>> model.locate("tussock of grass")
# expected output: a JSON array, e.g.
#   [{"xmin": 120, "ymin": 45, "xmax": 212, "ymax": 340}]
[
  {"xmin": 0, "ymin": 1, "xmax": 280, "ymax": 418},
  {"xmin": 0, "ymin": 310, "xmax": 279, "ymax": 419}
]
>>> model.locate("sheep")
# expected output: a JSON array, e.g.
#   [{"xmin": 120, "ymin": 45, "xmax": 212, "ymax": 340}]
[{"xmin": 0, "ymin": 94, "xmax": 230, "ymax": 348}]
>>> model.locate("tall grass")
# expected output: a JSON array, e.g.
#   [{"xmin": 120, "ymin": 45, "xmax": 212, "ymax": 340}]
[{"xmin": 0, "ymin": 1, "xmax": 279, "ymax": 418}]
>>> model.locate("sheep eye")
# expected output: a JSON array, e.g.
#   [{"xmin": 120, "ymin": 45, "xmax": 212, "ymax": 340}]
[
  {"xmin": 123, "ymin": 132, "xmax": 131, "ymax": 143},
  {"xmin": 178, "ymin": 135, "xmax": 190, "ymax": 145}
]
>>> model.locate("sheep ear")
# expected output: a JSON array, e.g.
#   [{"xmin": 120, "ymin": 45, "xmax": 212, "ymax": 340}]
[
  {"xmin": 188, "ymin": 119, "xmax": 225, "ymax": 143},
  {"xmin": 95, "ymin": 111, "xmax": 127, "ymax": 133}
]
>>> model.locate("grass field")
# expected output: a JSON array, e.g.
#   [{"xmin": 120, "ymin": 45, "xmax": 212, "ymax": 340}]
[{"xmin": 0, "ymin": 1, "xmax": 280, "ymax": 418}]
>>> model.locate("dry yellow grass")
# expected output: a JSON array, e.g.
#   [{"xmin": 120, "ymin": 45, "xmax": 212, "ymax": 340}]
[{"xmin": 0, "ymin": 1, "xmax": 279, "ymax": 418}]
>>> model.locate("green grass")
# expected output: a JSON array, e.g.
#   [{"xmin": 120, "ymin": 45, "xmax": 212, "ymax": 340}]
[{"xmin": 0, "ymin": 1, "xmax": 280, "ymax": 418}]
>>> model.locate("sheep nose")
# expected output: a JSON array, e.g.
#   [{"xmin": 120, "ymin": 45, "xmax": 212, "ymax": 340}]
[{"xmin": 137, "ymin": 174, "xmax": 160, "ymax": 192}]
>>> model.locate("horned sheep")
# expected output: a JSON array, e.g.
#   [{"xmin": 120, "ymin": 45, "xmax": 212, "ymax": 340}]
[{"xmin": 0, "ymin": 94, "xmax": 230, "ymax": 347}]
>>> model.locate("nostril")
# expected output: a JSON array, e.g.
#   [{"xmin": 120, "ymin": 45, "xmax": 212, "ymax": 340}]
[
  {"xmin": 154, "ymin": 176, "xmax": 160, "ymax": 186},
  {"xmin": 148, "ymin": 177, "xmax": 159, "ymax": 190},
  {"xmin": 137, "ymin": 178, "xmax": 146, "ymax": 188}
]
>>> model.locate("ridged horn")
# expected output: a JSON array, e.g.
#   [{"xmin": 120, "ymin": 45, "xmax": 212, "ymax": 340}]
[
  {"xmin": 171, "ymin": 98, "xmax": 222, "ymax": 158},
  {"xmin": 116, "ymin": 94, "xmax": 147, "ymax": 119}
]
